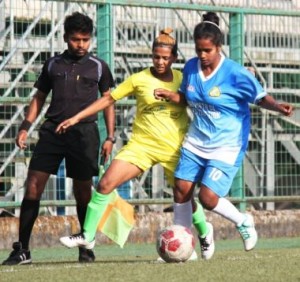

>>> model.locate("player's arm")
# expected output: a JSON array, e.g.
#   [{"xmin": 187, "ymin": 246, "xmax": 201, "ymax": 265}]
[
  {"xmin": 16, "ymin": 90, "xmax": 47, "ymax": 149},
  {"xmin": 153, "ymin": 89, "xmax": 187, "ymax": 105},
  {"xmin": 102, "ymin": 89, "xmax": 115, "ymax": 140},
  {"xmin": 55, "ymin": 94, "xmax": 116, "ymax": 133},
  {"xmin": 101, "ymin": 89, "xmax": 116, "ymax": 162},
  {"xmin": 257, "ymin": 95, "xmax": 293, "ymax": 117}
]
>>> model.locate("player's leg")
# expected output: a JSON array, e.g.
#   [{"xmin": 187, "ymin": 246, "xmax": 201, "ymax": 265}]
[
  {"xmin": 82, "ymin": 140, "xmax": 157, "ymax": 244},
  {"xmin": 60, "ymin": 159, "xmax": 143, "ymax": 248},
  {"xmin": 163, "ymin": 153, "xmax": 195, "ymax": 229},
  {"xmin": 19, "ymin": 170, "xmax": 50, "ymax": 246},
  {"xmin": 60, "ymin": 122, "xmax": 100, "ymax": 259},
  {"xmin": 164, "ymin": 151, "xmax": 210, "ymax": 237},
  {"xmin": 192, "ymin": 200, "xmax": 209, "ymax": 237},
  {"xmin": 173, "ymin": 148, "xmax": 215, "ymax": 260},
  {"xmin": 214, "ymin": 198, "xmax": 257, "ymax": 251},
  {"xmin": 73, "ymin": 179, "xmax": 95, "ymax": 262},
  {"xmin": 73, "ymin": 179, "xmax": 92, "ymax": 233},
  {"xmin": 199, "ymin": 160, "xmax": 258, "ymax": 251},
  {"xmin": 2, "ymin": 170, "xmax": 50, "ymax": 265},
  {"xmin": 172, "ymin": 178, "xmax": 195, "ymax": 227},
  {"xmin": 2, "ymin": 120, "xmax": 62, "ymax": 265},
  {"xmin": 84, "ymin": 160, "xmax": 142, "ymax": 240},
  {"xmin": 60, "ymin": 140, "xmax": 150, "ymax": 249},
  {"xmin": 191, "ymin": 199, "xmax": 214, "ymax": 259}
]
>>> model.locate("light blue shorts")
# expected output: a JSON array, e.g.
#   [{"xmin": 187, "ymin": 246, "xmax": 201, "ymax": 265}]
[{"xmin": 174, "ymin": 147, "xmax": 240, "ymax": 197}]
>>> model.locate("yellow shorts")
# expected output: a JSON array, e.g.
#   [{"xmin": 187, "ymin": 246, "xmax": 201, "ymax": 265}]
[{"xmin": 114, "ymin": 139, "xmax": 180, "ymax": 186}]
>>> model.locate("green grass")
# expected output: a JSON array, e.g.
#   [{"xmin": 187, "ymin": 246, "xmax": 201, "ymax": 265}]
[{"xmin": 1, "ymin": 238, "xmax": 300, "ymax": 282}]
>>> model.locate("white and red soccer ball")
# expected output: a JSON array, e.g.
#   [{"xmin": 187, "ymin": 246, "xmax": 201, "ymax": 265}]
[{"xmin": 156, "ymin": 225, "xmax": 196, "ymax": 263}]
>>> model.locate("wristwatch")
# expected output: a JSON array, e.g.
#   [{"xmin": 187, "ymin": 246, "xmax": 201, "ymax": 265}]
[{"xmin": 106, "ymin": 136, "xmax": 116, "ymax": 144}]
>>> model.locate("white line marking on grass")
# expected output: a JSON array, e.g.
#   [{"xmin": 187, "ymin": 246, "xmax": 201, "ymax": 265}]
[
  {"xmin": 226, "ymin": 251, "xmax": 300, "ymax": 261},
  {"xmin": 0, "ymin": 263, "xmax": 92, "ymax": 273}
]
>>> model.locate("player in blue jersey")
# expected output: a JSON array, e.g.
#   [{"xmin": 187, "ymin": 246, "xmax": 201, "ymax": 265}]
[{"xmin": 154, "ymin": 12, "xmax": 293, "ymax": 252}]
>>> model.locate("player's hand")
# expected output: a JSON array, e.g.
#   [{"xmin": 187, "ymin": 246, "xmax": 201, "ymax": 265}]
[
  {"xmin": 55, "ymin": 117, "xmax": 79, "ymax": 134},
  {"xmin": 154, "ymin": 88, "xmax": 172, "ymax": 102},
  {"xmin": 277, "ymin": 103, "xmax": 294, "ymax": 117},
  {"xmin": 101, "ymin": 141, "xmax": 113, "ymax": 163},
  {"xmin": 16, "ymin": 130, "xmax": 28, "ymax": 149}
]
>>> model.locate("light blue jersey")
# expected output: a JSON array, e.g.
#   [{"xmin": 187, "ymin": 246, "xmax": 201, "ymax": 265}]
[{"xmin": 179, "ymin": 54, "xmax": 266, "ymax": 166}]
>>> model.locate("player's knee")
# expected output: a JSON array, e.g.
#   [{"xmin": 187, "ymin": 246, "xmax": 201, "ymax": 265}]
[
  {"xmin": 25, "ymin": 171, "xmax": 49, "ymax": 199},
  {"xmin": 24, "ymin": 182, "xmax": 44, "ymax": 200},
  {"xmin": 173, "ymin": 188, "xmax": 191, "ymax": 203},
  {"xmin": 199, "ymin": 197, "xmax": 214, "ymax": 210},
  {"xmin": 198, "ymin": 191, "xmax": 218, "ymax": 210},
  {"xmin": 24, "ymin": 178, "xmax": 45, "ymax": 200},
  {"xmin": 97, "ymin": 177, "xmax": 114, "ymax": 194}
]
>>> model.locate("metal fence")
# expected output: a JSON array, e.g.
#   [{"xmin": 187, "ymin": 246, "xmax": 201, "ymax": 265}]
[{"xmin": 1, "ymin": 0, "xmax": 300, "ymax": 214}]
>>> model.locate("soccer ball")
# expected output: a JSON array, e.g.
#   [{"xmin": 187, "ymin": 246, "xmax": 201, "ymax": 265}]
[{"xmin": 156, "ymin": 225, "xmax": 196, "ymax": 263}]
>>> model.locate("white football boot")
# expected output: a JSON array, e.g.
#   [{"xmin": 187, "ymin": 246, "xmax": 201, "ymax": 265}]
[
  {"xmin": 60, "ymin": 233, "xmax": 95, "ymax": 250},
  {"xmin": 236, "ymin": 214, "xmax": 258, "ymax": 251},
  {"xmin": 199, "ymin": 222, "xmax": 215, "ymax": 260}
]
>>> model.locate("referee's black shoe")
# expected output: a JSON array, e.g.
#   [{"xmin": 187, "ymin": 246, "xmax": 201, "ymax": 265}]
[
  {"xmin": 2, "ymin": 242, "xmax": 32, "ymax": 265},
  {"xmin": 78, "ymin": 247, "xmax": 95, "ymax": 263}
]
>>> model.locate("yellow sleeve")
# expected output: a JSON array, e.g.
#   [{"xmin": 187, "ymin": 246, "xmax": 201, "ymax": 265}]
[{"xmin": 111, "ymin": 75, "xmax": 135, "ymax": 101}]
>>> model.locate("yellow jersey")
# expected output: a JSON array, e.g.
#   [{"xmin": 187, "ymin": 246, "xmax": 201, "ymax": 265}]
[{"xmin": 111, "ymin": 68, "xmax": 189, "ymax": 153}]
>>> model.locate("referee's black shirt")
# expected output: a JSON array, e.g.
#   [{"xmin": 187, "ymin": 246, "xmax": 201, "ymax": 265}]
[{"xmin": 34, "ymin": 50, "xmax": 114, "ymax": 123}]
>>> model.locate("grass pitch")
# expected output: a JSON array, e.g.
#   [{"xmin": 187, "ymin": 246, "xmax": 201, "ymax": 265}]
[{"xmin": 0, "ymin": 237, "xmax": 299, "ymax": 282}]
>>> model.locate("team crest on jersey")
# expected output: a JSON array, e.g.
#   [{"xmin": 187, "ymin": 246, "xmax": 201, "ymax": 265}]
[{"xmin": 209, "ymin": 87, "xmax": 221, "ymax": 97}]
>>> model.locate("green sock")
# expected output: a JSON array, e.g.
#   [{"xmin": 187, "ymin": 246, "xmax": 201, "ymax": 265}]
[
  {"xmin": 83, "ymin": 190, "xmax": 111, "ymax": 242},
  {"xmin": 192, "ymin": 201, "xmax": 209, "ymax": 238}
]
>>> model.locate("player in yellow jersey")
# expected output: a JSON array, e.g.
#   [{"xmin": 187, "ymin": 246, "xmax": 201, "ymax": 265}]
[
  {"xmin": 56, "ymin": 28, "xmax": 214, "ymax": 261},
  {"xmin": 111, "ymin": 69, "xmax": 187, "ymax": 175}
]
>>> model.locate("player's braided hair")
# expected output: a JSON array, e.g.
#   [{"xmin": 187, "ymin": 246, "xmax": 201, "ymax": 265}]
[{"xmin": 152, "ymin": 28, "xmax": 178, "ymax": 57}]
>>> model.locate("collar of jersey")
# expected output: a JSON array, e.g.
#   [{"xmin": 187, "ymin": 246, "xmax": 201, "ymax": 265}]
[{"xmin": 62, "ymin": 50, "xmax": 90, "ymax": 65}]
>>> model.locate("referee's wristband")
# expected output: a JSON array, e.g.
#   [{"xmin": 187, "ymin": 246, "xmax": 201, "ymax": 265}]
[
  {"xmin": 19, "ymin": 120, "xmax": 32, "ymax": 132},
  {"xmin": 105, "ymin": 136, "xmax": 116, "ymax": 144}
]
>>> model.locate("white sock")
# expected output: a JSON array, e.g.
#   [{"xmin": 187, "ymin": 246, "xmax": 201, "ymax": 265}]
[
  {"xmin": 212, "ymin": 198, "xmax": 246, "ymax": 226},
  {"xmin": 173, "ymin": 200, "xmax": 192, "ymax": 228}
]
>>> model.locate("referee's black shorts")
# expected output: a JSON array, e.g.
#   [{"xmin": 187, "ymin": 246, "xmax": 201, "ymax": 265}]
[{"xmin": 29, "ymin": 120, "xmax": 100, "ymax": 181}]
